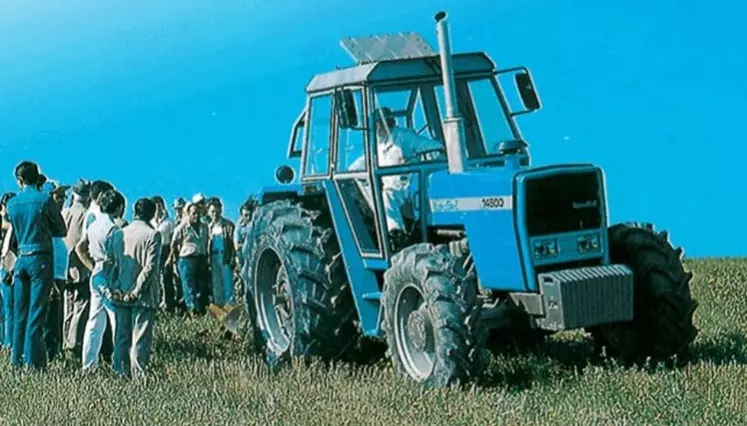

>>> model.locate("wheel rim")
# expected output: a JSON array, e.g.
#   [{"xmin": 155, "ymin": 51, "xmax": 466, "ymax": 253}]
[
  {"xmin": 254, "ymin": 248, "xmax": 293, "ymax": 354},
  {"xmin": 394, "ymin": 283, "xmax": 435, "ymax": 381}
]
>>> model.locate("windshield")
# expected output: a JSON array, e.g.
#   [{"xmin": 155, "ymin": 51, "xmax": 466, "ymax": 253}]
[
  {"xmin": 371, "ymin": 84, "xmax": 446, "ymax": 167},
  {"xmin": 371, "ymin": 76, "xmax": 517, "ymax": 166}
]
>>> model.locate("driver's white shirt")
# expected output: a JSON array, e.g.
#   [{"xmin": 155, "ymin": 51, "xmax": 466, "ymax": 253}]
[{"xmin": 377, "ymin": 127, "xmax": 442, "ymax": 190}]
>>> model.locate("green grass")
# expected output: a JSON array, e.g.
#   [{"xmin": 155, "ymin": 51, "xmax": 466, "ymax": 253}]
[{"xmin": 1, "ymin": 258, "xmax": 747, "ymax": 425}]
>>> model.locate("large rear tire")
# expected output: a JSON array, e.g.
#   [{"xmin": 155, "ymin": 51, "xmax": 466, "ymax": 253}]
[
  {"xmin": 242, "ymin": 199, "xmax": 358, "ymax": 366},
  {"xmin": 589, "ymin": 223, "xmax": 698, "ymax": 363},
  {"xmin": 382, "ymin": 243, "xmax": 487, "ymax": 388}
]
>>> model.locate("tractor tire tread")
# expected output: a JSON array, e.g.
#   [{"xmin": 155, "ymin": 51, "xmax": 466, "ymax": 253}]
[
  {"xmin": 243, "ymin": 200, "xmax": 358, "ymax": 364},
  {"xmin": 589, "ymin": 223, "xmax": 698, "ymax": 362},
  {"xmin": 382, "ymin": 243, "xmax": 487, "ymax": 388}
]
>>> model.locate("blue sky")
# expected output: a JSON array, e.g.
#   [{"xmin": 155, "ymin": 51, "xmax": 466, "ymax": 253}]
[{"xmin": 0, "ymin": 1, "xmax": 743, "ymax": 257}]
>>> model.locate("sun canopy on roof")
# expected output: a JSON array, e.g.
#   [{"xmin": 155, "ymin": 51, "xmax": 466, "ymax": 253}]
[{"xmin": 305, "ymin": 32, "xmax": 496, "ymax": 93}]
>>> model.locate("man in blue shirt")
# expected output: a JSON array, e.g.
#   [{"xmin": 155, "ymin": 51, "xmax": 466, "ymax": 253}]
[{"xmin": 5, "ymin": 161, "xmax": 67, "ymax": 370}]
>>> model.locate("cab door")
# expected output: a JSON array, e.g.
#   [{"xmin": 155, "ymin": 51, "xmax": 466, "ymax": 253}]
[{"xmin": 329, "ymin": 86, "xmax": 386, "ymax": 260}]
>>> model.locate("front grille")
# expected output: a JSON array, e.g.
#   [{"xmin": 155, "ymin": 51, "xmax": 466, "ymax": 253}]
[
  {"xmin": 536, "ymin": 265, "xmax": 634, "ymax": 331},
  {"xmin": 524, "ymin": 171, "xmax": 603, "ymax": 237}
]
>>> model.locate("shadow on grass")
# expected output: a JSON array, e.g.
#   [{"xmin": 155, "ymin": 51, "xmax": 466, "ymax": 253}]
[
  {"xmin": 479, "ymin": 337, "xmax": 598, "ymax": 391},
  {"xmin": 478, "ymin": 331, "xmax": 747, "ymax": 391},
  {"xmin": 686, "ymin": 331, "xmax": 747, "ymax": 365}
]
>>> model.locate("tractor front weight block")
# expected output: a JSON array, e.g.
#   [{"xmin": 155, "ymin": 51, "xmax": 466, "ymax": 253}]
[{"xmin": 535, "ymin": 264, "xmax": 635, "ymax": 331}]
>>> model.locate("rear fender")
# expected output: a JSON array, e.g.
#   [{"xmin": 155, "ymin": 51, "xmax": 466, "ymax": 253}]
[{"xmin": 257, "ymin": 184, "xmax": 304, "ymax": 205}]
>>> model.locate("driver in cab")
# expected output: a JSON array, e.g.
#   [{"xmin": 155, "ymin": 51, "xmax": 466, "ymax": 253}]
[{"xmin": 349, "ymin": 107, "xmax": 444, "ymax": 249}]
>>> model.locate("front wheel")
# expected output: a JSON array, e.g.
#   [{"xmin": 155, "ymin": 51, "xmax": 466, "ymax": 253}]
[
  {"xmin": 589, "ymin": 223, "xmax": 699, "ymax": 363},
  {"xmin": 382, "ymin": 244, "xmax": 487, "ymax": 388}
]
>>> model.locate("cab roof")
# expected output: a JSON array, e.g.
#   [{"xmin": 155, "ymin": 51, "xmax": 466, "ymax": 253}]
[{"xmin": 305, "ymin": 32, "xmax": 496, "ymax": 93}]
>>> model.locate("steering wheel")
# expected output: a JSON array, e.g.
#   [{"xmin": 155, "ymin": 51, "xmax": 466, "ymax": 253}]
[
  {"xmin": 406, "ymin": 147, "xmax": 447, "ymax": 162},
  {"xmin": 416, "ymin": 124, "xmax": 433, "ymax": 136}
]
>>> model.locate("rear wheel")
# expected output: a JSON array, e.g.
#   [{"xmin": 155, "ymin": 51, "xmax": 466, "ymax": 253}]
[
  {"xmin": 243, "ymin": 199, "xmax": 358, "ymax": 366},
  {"xmin": 589, "ymin": 223, "xmax": 698, "ymax": 363},
  {"xmin": 382, "ymin": 243, "xmax": 487, "ymax": 388}
]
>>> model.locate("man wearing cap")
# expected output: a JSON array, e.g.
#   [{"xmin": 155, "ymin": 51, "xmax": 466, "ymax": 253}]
[
  {"xmin": 191, "ymin": 193, "xmax": 210, "ymax": 224},
  {"xmin": 62, "ymin": 179, "xmax": 91, "ymax": 356},
  {"xmin": 190, "ymin": 194, "xmax": 211, "ymax": 308},
  {"xmin": 5, "ymin": 161, "xmax": 66, "ymax": 370},
  {"xmin": 168, "ymin": 203, "xmax": 210, "ymax": 316},
  {"xmin": 40, "ymin": 179, "xmax": 70, "ymax": 209}
]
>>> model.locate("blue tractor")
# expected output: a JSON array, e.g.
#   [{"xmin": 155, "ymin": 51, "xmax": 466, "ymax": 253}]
[{"xmin": 242, "ymin": 11, "xmax": 698, "ymax": 388}]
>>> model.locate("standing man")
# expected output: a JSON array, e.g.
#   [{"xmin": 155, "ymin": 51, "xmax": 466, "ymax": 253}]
[
  {"xmin": 168, "ymin": 203, "xmax": 209, "ymax": 316},
  {"xmin": 39, "ymin": 179, "xmax": 70, "ymax": 361},
  {"xmin": 0, "ymin": 192, "xmax": 17, "ymax": 351},
  {"xmin": 80, "ymin": 180, "xmax": 115, "ymax": 362},
  {"xmin": 62, "ymin": 180, "xmax": 91, "ymax": 357},
  {"xmin": 233, "ymin": 198, "xmax": 257, "ymax": 299},
  {"xmin": 173, "ymin": 198, "xmax": 186, "ymax": 225},
  {"xmin": 171, "ymin": 197, "xmax": 187, "ymax": 312},
  {"xmin": 206, "ymin": 199, "xmax": 236, "ymax": 306},
  {"xmin": 5, "ymin": 161, "xmax": 67, "ymax": 370},
  {"xmin": 151, "ymin": 196, "xmax": 175, "ymax": 312},
  {"xmin": 76, "ymin": 189, "xmax": 124, "ymax": 371},
  {"xmin": 112, "ymin": 198, "xmax": 161, "ymax": 378}
]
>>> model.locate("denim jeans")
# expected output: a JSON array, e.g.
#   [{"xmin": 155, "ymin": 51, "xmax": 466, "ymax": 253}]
[
  {"xmin": 210, "ymin": 254, "xmax": 235, "ymax": 306},
  {"xmin": 12, "ymin": 253, "xmax": 53, "ymax": 369},
  {"xmin": 81, "ymin": 274, "xmax": 116, "ymax": 370},
  {"xmin": 1, "ymin": 281, "xmax": 13, "ymax": 349},
  {"xmin": 112, "ymin": 305, "xmax": 156, "ymax": 378},
  {"xmin": 178, "ymin": 256, "xmax": 206, "ymax": 314}
]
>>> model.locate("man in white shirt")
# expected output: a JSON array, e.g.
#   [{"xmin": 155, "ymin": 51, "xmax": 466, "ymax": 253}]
[
  {"xmin": 76, "ymin": 180, "xmax": 115, "ymax": 365},
  {"xmin": 151, "ymin": 196, "xmax": 177, "ymax": 312},
  {"xmin": 76, "ymin": 189, "xmax": 125, "ymax": 372},
  {"xmin": 350, "ymin": 107, "xmax": 445, "ymax": 249}
]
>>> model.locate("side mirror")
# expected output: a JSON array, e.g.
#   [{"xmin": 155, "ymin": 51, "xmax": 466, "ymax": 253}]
[
  {"xmin": 515, "ymin": 72, "xmax": 541, "ymax": 111},
  {"xmin": 334, "ymin": 89, "xmax": 358, "ymax": 129},
  {"xmin": 275, "ymin": 165, "xmax": 295, "ymax": 185}
]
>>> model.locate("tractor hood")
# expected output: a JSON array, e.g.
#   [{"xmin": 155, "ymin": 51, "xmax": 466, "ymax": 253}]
[
  {"xmin": 428, "ymin": 167, "xmax": 518, "ymax": 217},
  {"xmin": 426, "ymin": 163, "xmax": 607, "ymax": 292}
]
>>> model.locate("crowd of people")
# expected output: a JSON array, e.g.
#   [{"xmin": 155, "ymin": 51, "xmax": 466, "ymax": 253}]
[{"xmin": 0, "ymin": 161, "xmax": 257, "ymax": 377}]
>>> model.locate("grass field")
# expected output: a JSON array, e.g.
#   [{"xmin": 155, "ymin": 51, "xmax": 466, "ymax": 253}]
[{"xmin": 1, "ymin": 258, "xmax": 746, "ymax": 425}]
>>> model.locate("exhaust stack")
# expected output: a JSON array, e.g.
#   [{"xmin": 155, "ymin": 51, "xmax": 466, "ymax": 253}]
[{"xmin": 435, "ymin": 11, "xmax": 466, "ymax": 174}]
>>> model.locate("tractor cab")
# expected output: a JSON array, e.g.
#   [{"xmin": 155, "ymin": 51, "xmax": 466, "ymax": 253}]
[{"xmin": 283, "ymin": 31, "xmax": 542, "ymax": 259}]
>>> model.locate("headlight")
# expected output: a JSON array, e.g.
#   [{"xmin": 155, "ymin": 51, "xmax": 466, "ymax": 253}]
[
  {"xmin": 533, "ymin": 239, "xmax": 558, "ymax": 259},
  {"xmin": 577, "ymin": 233, "xmax": 601, "ymax": 253}
]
